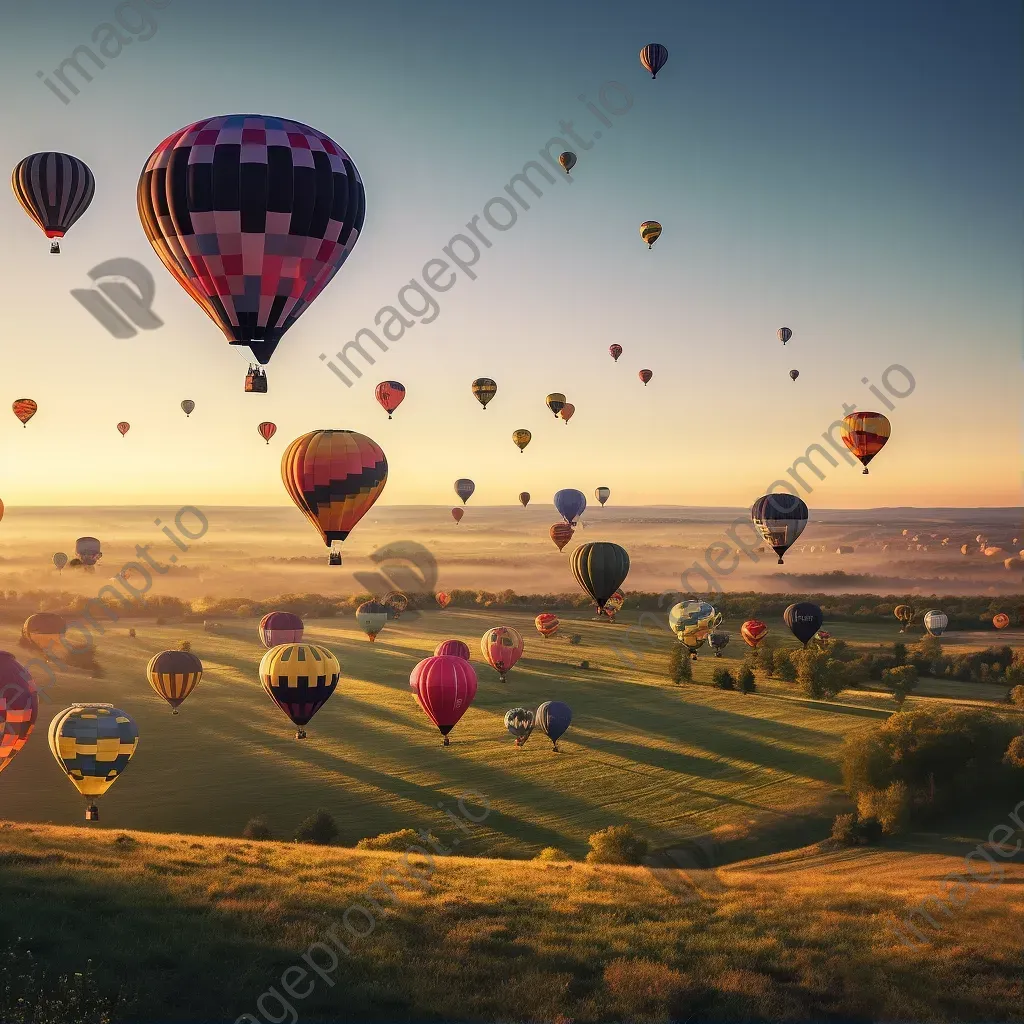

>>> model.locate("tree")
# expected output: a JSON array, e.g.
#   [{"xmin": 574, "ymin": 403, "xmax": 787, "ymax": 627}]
[
  {"xmin": 294, "ymin": 809, "xmax": 339, "ymax": 845},
  {"xmin": 737, "ymin": 666, "xmax": 757, "ymax": 693},
  {"xmin": 892, "ymin": 641, "xmax": 907, "ymax": 667},
  {"xmin": 1004, "ymin": 735, "xmax": 1024, "ymax": 769},
  {"xmin": 1010, "ymin": 684, "xmax": 1024, "ymax": 708},
  {"xmin": 585, "ymin": 825, "xmax": 649, "ymax": 865},
  {"xmin": 712, "ymin": 667, "xmax": 734, "ymax": 690},
  {"xmin": 773, "ymin": 650, "xmax": 797, "ymax": 682},
  {"xmin": 858, "ymin": 782, "xmax": 911, "ymax": 835},
  {"xmin": 668, "ymin": 643, "xmax": 691, "ymax": 684},
  {"xmin": 178, "ymin": 640, "xmax": 192, "ymax": 652},
  {"xmin": 883, "ymin": 664, "xmax": 919, "ymax": 706},
  {"xmin": 243, "ymin": 816, "xmax": 273, "ymax": 840},
  {"xmin": 794, "ymin": 648, "xmax": 847, "ymax": 699}
]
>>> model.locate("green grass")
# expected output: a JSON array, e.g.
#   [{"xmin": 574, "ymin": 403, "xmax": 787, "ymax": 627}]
[{"xmin": 4, "ymin": 611, "xmax": 1012, "ymax": 859}]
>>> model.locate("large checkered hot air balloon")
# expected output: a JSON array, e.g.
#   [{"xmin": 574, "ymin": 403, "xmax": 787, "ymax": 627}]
[
  {"xmin": 0, "ymin": 653, "xmax": 37, "ymax": 778},
  {"xmin": 281, "ymin": 430, "xmax": 387, "ymax": 566},
  {"xmin": 137, "ymin": 115, "xmax": 365, "ymax": 390}
]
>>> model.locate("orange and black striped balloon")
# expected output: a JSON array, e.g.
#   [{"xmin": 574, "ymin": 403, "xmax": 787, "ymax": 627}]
[
  {"xmin": 840, "ymin": 412, "xmax": 891, "ymax": 474},
  {"xmin": 146, "ymin": 650, "xmax": 203, "ymax": 713},
  {"xmin": 12, "ymin": 399, "xmax": 36, "ymax": 427},
  {"xmin": 281, "ymin": 430, "xmax": 388, "ymax": 550}
]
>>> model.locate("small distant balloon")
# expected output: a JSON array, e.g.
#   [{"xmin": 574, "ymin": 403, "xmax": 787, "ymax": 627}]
[
  {"xmin": 519, "ymin": 492, "xmax": 531, "ymax": 507},
  {"xmin": 52, "ymin": 552, "xmax": 68, "ymax": 572},
  {"xmin": 436, "ymin": 591, "xmax": 451, "ymax": 610},
  {"xmin": 778, "ymin": 327, "xmax": 792, "ymax": 345},
  {"xmin": 181, "ymin": 400, "xmax": 195, "ymax": 417},
  {"xmin": 375, "ymin": 381, "xmax": 406, "ymax": 419},
  {"xmin": 841, "ymin": 412, "xmax": 891, "ymax": 475},
  {"xmin": 559, "ymin": 404, "xmax": 575, "ymax": 424},
  {"xmin": 513, "ymin": 429, "xmax": 532, "ymax": 452},
  {"xmin": 545, "ymin": 393, "xmax": 566, "ymax": 417},
  {"xmin": 258, "ymin": 421, "xmax": 277, "ymax": 444},
  {"xmin": 993, "ymin": 613, "xmax": 1010, "ymax": 629},
  {"xmin": 455, "ymin": 479, "xmax": 475, "ymax": 504},
  {"xmin": 550, "ymin": 523, "xmax": 574, "ymax": 552},
  {"xmin": 452, "ymin": 507, "xmax": 464, "ymax": 524},
  {"xmin": 639, "ymin": 369, "xmax": 653, "ymax": 385},
  {"xmin": 639, "ymin": 43, "xmax": 669, "ymax": 79},
  {"xmin": 595, "ymin": 486, "xmax": 610, "ymax": 507},
  {"xmin": 472, "ymin": 378, "xmax": 497, "ymax": 409},
  {"xmin": 558, "ymin": 152, "xmax": 577, "ymax": 174},
  {"xmin": 13, "ymin": 399, "xmax": 36, "ymax": 427},
  {"xmin": 117, "ymin": 421, "xmax": 130, "ymax": 437},
  {"xmin": 789, "ymin": 369, "xmax": 799, "ymax": 382},
  {"xmin": 639, "ymin": 221, "xmax": 661, "ymax": 248},
  {"xmin": 609, "ymin": 344, "xmax": 622, "ymax": 362}
]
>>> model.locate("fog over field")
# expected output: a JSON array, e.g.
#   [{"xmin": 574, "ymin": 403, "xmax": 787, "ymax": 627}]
[{"xmin": 1, "ymin": 504, "xmax": 1020, "ymax": 600}]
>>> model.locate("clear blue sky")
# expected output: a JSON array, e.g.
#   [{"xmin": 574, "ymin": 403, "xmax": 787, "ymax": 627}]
[{"xmin": 0, "ymin": 0, "xmax": 1019, "ymax": 507}]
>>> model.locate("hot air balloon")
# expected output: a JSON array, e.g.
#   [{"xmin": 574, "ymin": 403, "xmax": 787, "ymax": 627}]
[
  {"xmin": 894, "ymin": 605, "xmax": 914, "ymax": 632},
  {"xmin": 784, "ymin": 603, "xmax": 823, "ymax": 647},
  {"xmin": 570, "ymin": 541, "xmax": 629, "ymax": 610},
  {"xmin": 603, "ymin": 590, "xmax": 625, "ymax": 620},
  {"xmin": 550, "ymin": 523, "xmax": 574, "ymax": 552},
  {"xmin": 375, "ymin": 381, "xmax": 406, "ymax": 419},
  {"xmin": 12, "ymin": 152, "xmax": 95, "ymax": 254},
  {"xmin": 146, "ymin": 650, "xmax": 203, "ymax": 713},
  {"xmin": 778, "ymin": 328, "xmax": 792, "ymax": 345},
  {"xmin": 558, "ymin": 152, "xmax": 577, "ymax": 174},
  {"xmin": 669, "ymin": 601, "xmax": 717, "ymax": 643},
  {"xmin": 504, "ymin": 707, "xmax": 534, "ymax": 747},
  {"xmin": 258, "ymin": 421, "xmax": 277, "ymax": 444},
  {"xmin": 751, "ymin": 493, "xmax": 808, "ymax": 564},
  {"xmin": 609, "ymin": 344, "xmax": 622, "ymax": 362},
  {"xmin": 259, "ymin": 611, "xmax": 304, "ymax": 648},
  {"xmin": 48, "ymin": 704, "xmax": 138, "ymax": 820},
  {"xmin": 259, "ymin": 643, "xmax": 341, "ymax": 738},
  {"xmin": 815, "ymin": 630, "xmax": 832, "ymax": 645},
  {"xmin": 639, "ymin": 43, "xmax": 669, "ymax": 79},
  {"xmin": 452, "ymin": 507, "xmax": 464, "ymax": 524},
  {"xmin": 559, "ymin": 404, "xmax": 575, "ymax": 424},
  {"xmin": 639, "ymin": 221, "xmax": 662, "ymax": 248},
  {"xmin": 677, "ymin": 627, "xmax": 707, "ymax": 659},
  {"xmin": 535, "ymin": 700, "xmax": 572, "ymax": 751},
  {"xmin": 22, "ymin": 613, "xmax": 67, "ymax": 658},
  {"xmin": 519, "ymin": 492, "xmax": 531, "ymax": 507},
  {"xmin": 709, "ymin": 631, "xmax": 730, "ymax": 657},
  {"xmin": 535, "ymin": 613, "xmax": 560, "ymax": 638},
  {"xmin": 13, "ymin": 400, "xmax": 37, "ymax": 427},
  {"xmin": 639, "ymin": 369, "xmax": 653, "ymax": 385},
  {"xmin": 554, "ymin": 488, "xmax": 587, "ymax": 525},
  {"xmin": 595, "ymin": 486, "xmax": 610, "ymax": 507},
  {"xmin": 841, "ymin": 412, "xmax": 891, "ymax": 474},
  {"xmin": 993, "ymin": 613, "xmax": 1010, "ymax": 629},
  {"xmin": 180, "ymin": 400, "xmax": 195, "ymax": 417},
  {"xmin": 355, "ymin": 601, "xmax": 389, "ymax": 642},
  {"xmin": 455, "ymin": 479, "xmax": 475, "ymax": 504},
  {"xmin": 789, "ymin": 370, "xmax": 799, "ymax": 382},
  {"xmin": 546, "ymin": 393, "xmax": 566, "ymax": 417},
  {"xmin": 117, "ymin": 421, "xmax": 130, "ymax": 437},
  {"xmin": 434, "ymin": 639, "xmax": 470, "ymax": 660},
  {"xmin": 472, "ymin": 378, "xmax": 497, "ymax": 409},
  {"xmin": 281, "ymin": 430, "xmax": 387, "ymax": 566},
  {"xmin": 52, "ymin": 552, "xmax": 68, "ymax": 573},
  {"xmin": 960, "ymin": 544, "xmax": 970, "ymax": 555},
  {"xmin": 436, "ymin": 592, "xmax": 451, "ymax": 610},
  {"xmin": 75, "ymin": 537, "xmax": 103, "ymax": 568},
  {"xmin": 513, "ymin": 429, "xmax": 532, "ymax": 452},
  {"xmin": 0, "ymin": 653, "xmax": 37, "ymax": 778},
  {"xmin": 138, "ymin": 115, "xmax": 365, "ymax": 390},
  {"xmin": 923, "ymin": 610, "xmax": 948, "ymax": 637},
  {"xmin": 740, "ymin": 619, "xmax": 768, "ymax": 648},
  {"xmin": 383, "ymin": 592, "xmax": 409, "ymax": 619},
  {"xmin": 481, "ymin": 626, "xmax": 524, "ymax": 683},
  {"xmin": 411, "ymin": 655, "xmax": 477, "ymax": 745}
]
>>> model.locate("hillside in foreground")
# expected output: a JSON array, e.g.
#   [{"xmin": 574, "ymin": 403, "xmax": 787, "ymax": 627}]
[{"xmin": 1, "ymin": 820, "xmax": 1022, "ymax": 1023}]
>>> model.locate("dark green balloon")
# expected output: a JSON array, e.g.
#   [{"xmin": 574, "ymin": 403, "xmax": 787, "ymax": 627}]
[{"xmin": 569, "ymin": 542, "xmax": 629, "ymax": 610}]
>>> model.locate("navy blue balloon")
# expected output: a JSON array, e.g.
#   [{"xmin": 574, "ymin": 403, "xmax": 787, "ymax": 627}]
[
  {"xmin": 784, "ymin": 602, "xmax": 823, "ymax": 647},
  {"xmin": 553, "ymin": 489, "xmax": 586, "ymax": 525},
  {"xmin": 535, "ymin": 700, "xmax": 572, "ymax": 750}
]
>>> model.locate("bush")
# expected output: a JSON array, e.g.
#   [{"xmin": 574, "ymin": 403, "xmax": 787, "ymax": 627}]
[
  {"xmin": 568, "ymin": 634, "xmax": 582, "ymax": 646},
  {"xmin": 883, "ymin": 664, "xmax": 919, "ymax": 706},
  {"xmin": 356, "ymin": 828, "xmax": 420, "ymax": 852},
  {"xmin": 1010, "ymin": 684, "xmax": 1024, "ymax": 707},
  {"xmin": 294, "ymin": 809, "xmax": 339, "ymax": 845},
  {"xmin": 534, "ymin": 847, "xmax": 572, "ymax": 862},
  {"xmin": 1004, "ymin": 735, "xmax": 1024, "ymax": 768},
  {"xmin": 178, "ymin": 640, "xmax": 192, "ymax": 652},
  {"xmin": 737, "ymin": 666, "xmax": 756, "ymax": 693},
  {"xmin": 585, "ymin": 825, "xmax": 649, "ymax": 865},
  {"xmin": 794, "ymin": 648, "xmax": 847, "ymax": 699},
  {"xmin": 242, "ymin": 816, "xmax": 273, "ymax": 841},
  {"xmin": 712, "ymin": 667, "xmax": 734, "ymax": 690},
  {"xmin": 892, "ymin": 641, "xmax": 907, "ymax": 666},
  {"xmin": 668, "ymin": 643, "xmax": 691, "ymax": 684},
  {"xmin": 773, "ymin": 650, "xmax": 797, "ymax": 682},
  {"xmin": 830, "ymin": 812, "xmax": 880, "ymax": 846},
  {"xmin": 579, "ymin": 660, "xmax": 590, "ymax": 670},
  {"xmin": 858, "ymin": 781, "xmax": 911, "ymax": 835}
]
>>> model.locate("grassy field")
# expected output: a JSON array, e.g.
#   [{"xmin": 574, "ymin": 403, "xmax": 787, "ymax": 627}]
[
  {"xmin": 1, "ymin": 819, "xmax": 1022, "ymax": 1022},
  {"xmin": 3, "ymin": 610, "xmax": 1016, "ymax": 860}
]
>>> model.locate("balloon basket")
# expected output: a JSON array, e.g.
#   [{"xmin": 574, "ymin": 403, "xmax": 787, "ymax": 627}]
[
  {"xmin": 296, "ymin": 729, "xmax": 307, "ymax": 740},
  {"xmin": 85, "ymin": 804, "xmax": 99, "ymax": 822},
  {"xmin": 442, "ymin": 737, "xmax": 450, "ymax": 747},
  {"xmin": 50, "ymin": 241, "xmax": 60, "ymax": 254}
]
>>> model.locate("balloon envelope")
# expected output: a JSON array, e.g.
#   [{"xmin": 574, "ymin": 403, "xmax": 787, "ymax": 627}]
[
  {"xmin": 778, "ymin": 327, "xmax": 792, "ymax": 344},
  {"xmin": 146, "ymin": 650, "xmax": 203, "ymax": 711},
  {"xmin": 545, "ymin": 393, "xmax": 566, "ymax": 417},
  {"xmin": 434, "ymin": 639, "xmax": 471, "ymax": 660},
  {"xmin": 375, "ymin": 381, "xmax": 406, "ymax": 418},
  {"xmin": 480, "ymin": 626, "xmax": 524, "ymax": 682},
  {"xmin": 923, "ymin": 610, "xmax": 948, "ymax": 637},
  {"xmin": 553, "ymin": 489, "xmax": 586, "ymax": 525},
  {"xmin": 784, "ymin": 603, "xmax": 824, "ymax": 646},
  {"xmin": 518, "ymin": 492, "xmax": 531, "ymax": 507},
  {"xmin": 504, "ymin": 707, "xmax": 534, "ymax": 745},
  {"xmin": 412, "ymin": 655, "xmax": 477, "ymax": 742},
  {"xmin": 841, "ymin": 412, "xmax": 891, "ymax": 474},
  {"xmin": 13, "ymin": 399, "xmax": 37, "ymax": 426},
  {"xmin": 595, "ymin": 487, "xmax": 610, "ymax": 506},
  {"xmin": 558, "ymin": 152, "xmax": 577, "ymax": 173},
  {"xmin": 535, "ymin": 613, "xmax": 560, "ymax": 637},
  {"xmin": 740, "ymin": 619, "xmax": 768, "ymax": 648},
  {"xmin": 259, "ymin": 643, "xmax": 341, "ymax": 737},
  {"xmin": 181, "ymin": 400, "xmax": 195, "ymax": 417},
  {"xmin": 436, "ymin": 592, "xmax": 451, "ymax": 609},
  {"xmin": 609, "ymin": 344, "xmax": 622, "ymax": 362},
  {"xmin": 452, "ymin": 507, "xmax": 464, "ymax": 523},
  {"xmin": 550, "ymin": 523, "xmax": 574, "ymax": 551},
  {"xmin": 472, "ymin": 378, "xmax": 497, "ymax": 409},
  {"xmin": 455, "ymin": 479, "xmax": 475, "ymax": 504},
  {"xmin": 13, "ymin": 152, "xmax": 95, "ymax": 250},
  {"xmin": 48, "ymin": 704, "xmax": 138, "ymax": 807},
  {"xmin": 639, "ymin": 43, "xmax": 669, "ymax": 78},
  {"xmin": 639, "ymin": 221, "xmax": 662, "ymax": 247},
  {"xmin": 993, "ymin": 613, "xmax": 1010, "ymax": 629},
  {"xmin": 536, "ymin": 700, "xmax": 572, "ymax": 747},
  {"xmin": 751, "ymin": 493, "xmax": 808, "ymax": 564},
  {"xmin": 355, "ymin": 601, "xmax": 389, "ymax": 641},
  {"xmin": 570, "ymin": 542, "xmax": 629, "ymax": 610},
  {"xmin": 259, "ymin": 611, "xmax": 304, "ymax": 648},
  {"xmin": 258, "ymin": 421, "xmax": 277, "ymax": 444},
  {"xmin": 52, "ymin": 552, "xmax": 68, "ymax": 572},
  {"xmin": 0, "ymin": 653, "xmax": 37, "ymax": 777}
]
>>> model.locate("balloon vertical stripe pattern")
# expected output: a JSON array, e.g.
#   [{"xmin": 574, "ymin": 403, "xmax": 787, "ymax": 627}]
[
  {"xmin": 12, "ymin": 152, "xmax": 95, "ymax": 240},
  {"xmin": 146, "ymin": 650, "xmax": 203, "ymax": 711},
  {"xmin": 0, "ymin": 653, "xmax": 37, "ymax": 777}
]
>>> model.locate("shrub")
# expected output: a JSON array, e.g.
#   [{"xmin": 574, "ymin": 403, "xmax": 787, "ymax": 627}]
[
  {"xmin": 1010, "ymin": 685, "xmax": 1024, "ymax": 707},
  {"xmin": 830, "ymin": 812, "xmax": 859, "ymax": 846},
  {"xmin": 242, "ymin": 817, "xmax": 273, "ymax": 841},
  {"xmin": 1004, "ymin": 735, "xmax": 1024, "ymax": 768},
  {"xmin": 534, "ymin": 847, "xmax": 572, "ymax": 862},
  {"xmin": 294, "ymin": 809, "xmax": 339, "ymax": 845},
  {"xmin": 356, "ymin": 828, "xmax": 420, "ymax": 852},
  {"xmin": 668, "ymin": 643, "xmax": 691, "ymax": 684},
  {"xmin": 773, "ymin": 650, "xmax": 797, "ymax": 682},
  {"xmin": 794, "ymin": 648, "xmax": 847, "ymax": 699},
  {"xmin": 568, "ymin": 634, "xmax": 582, "ymax": 646},
  {"xmin": 858, "ymin": 781, "xmax": 911, "ymax": 835},
  {"xmin": 737, "ymin": 666, "xmax": 756, "ymax": 693},
  {"xmin": 712, "ymin": 667, "xmax": 734, "ymax": 690},
  {"xmin": 585, "ymin": 825, "xmax": 649, "ymax": 865},
  {"xmin": 579, "ymin": 660, "xmax": 590, "ymax": 670},
  {"xmin": 883, "ymin": 664, "xmax": 919, "ymax": 706},
  {"xmin": 178, "ymin": 640, "xmax": 192, "ymax": 652}
]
